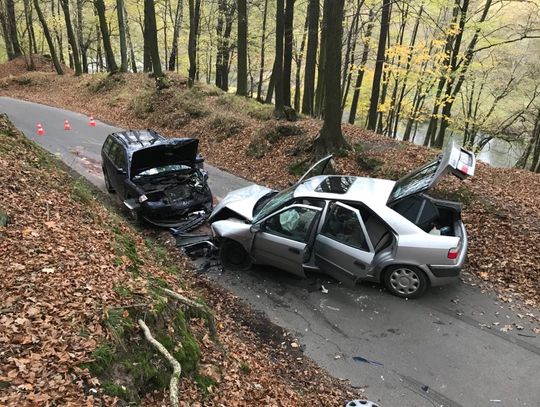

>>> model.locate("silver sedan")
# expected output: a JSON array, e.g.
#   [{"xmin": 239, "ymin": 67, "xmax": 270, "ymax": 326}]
[{"xmin": 209, "ymin": 142, "xmax": 475, "ymax": 299}]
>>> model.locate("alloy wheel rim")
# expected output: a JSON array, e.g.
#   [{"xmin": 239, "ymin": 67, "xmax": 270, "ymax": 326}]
[{"xmin": 390, "ymin": 268, "xmax": 420, "ymax": 295}]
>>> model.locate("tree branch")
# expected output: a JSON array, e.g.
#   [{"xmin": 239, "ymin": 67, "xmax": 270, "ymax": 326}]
[
  {"xmin": 138, "ymin": 319, "xmax": 181, "ymax": 407},
  {"xmin": 473, "ymin": 34, "xmax": 540, "ymax": 54}
]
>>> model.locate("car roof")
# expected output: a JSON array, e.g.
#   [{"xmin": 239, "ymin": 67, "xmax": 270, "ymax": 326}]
[
  {"xmin": 294, "ymin": 175, "xmax": 396, "ymax": 206},
  {"xmin": 110, "ymin": 130, "xmax": 198, "ymax": 153}
]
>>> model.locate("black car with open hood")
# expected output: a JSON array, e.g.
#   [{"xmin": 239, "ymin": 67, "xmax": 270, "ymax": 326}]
[{"xmin": 101, "ymin": 130, "xmax": 212, "ymax": 229}]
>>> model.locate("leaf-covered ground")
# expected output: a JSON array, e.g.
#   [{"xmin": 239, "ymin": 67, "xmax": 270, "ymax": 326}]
[
  {"xmin": 1, "ymin": 71, "xmax": 539, "ymax": 309},
  {"xmin": 0, "ymin": 115, "xmax": 359, "ymax": 405}
]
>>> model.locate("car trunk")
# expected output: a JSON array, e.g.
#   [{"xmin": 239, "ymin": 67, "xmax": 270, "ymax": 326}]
[{"xmin": 390, "ymin": 194, "xmax": 463, "ymax": 236}]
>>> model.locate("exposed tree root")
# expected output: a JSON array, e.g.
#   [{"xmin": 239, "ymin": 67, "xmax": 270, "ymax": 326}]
[{"xmin": 138, "ymin": 319, "xmax": 181, "ymax": 407}]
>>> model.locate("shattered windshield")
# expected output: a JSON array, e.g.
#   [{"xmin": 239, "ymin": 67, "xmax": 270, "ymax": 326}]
[
  {"xmin": 133, "ymin": 164, "xmax": 192, "ymax": 179},
  {"xmin": 252, "ymin": 186, "xmax": 295, "ymax": 223}
]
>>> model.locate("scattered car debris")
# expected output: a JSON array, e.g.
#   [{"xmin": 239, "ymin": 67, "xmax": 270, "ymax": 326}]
[
  {"xmin": 101, "ymin": 130, "xmax": 212, "ymax": 229},
  {"xmin": 421, "ymin": 385, "xmax": 429, "ymax": 392},
  {"xmin": 210, "ymin": 143, "xmax": 477, "ymax": 299},
  {"xmin": 321, "ymin": 285, "xmax": 329, "ymax": 294},
  {"xmin": 345, "ymin": 400, "xmax": 380, "ymax": 407},
  {"xmin": 352, "ymin": 356, "xmax": 384, "ymax": 367}
]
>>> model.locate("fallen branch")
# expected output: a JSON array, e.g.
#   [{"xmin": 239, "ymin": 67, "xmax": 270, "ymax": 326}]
[
  {"xmin": 159, "ymin": 287, "xmax": 217, "ymax": 337},
  {"xmin": 138, "ymin": 319, "xmax": 181, "ymax": 407}
]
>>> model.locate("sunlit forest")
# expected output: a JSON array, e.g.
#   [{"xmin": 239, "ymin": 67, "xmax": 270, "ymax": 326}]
[{"xmin": 1, "ymin": 0, "xmax": 540, "ymax": 171}]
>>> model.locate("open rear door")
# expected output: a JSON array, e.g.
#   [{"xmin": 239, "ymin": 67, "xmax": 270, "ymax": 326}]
[{"xmin": 387, "ymin": 142, "xmax": 475, "ymax": 204}]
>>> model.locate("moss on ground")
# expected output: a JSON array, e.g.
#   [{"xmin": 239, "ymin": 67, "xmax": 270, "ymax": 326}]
[{"xmin": 86, "ymin": 303, "xmax": 203, "ymax": 403}]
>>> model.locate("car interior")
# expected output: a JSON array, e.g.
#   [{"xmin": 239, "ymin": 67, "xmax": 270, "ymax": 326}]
[{"xmin": 389, "ymin": 194, "xmax": 461, "ymax": 236}]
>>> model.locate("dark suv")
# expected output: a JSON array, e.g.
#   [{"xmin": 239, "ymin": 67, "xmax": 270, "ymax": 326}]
[{"xmin": 101, "ymin": 129, "xmax": 212, "ymax": 228}]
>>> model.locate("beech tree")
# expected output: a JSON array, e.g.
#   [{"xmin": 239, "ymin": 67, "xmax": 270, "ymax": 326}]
[
  {"xmin": 301, "ymin": 0, "xmax": 319, "ymax": 116},
  {"xmin": 61, "ymin": 0, "xmax": 82, "ymax": 75},
  {"xmin": 236, "ymin": 0, "xmax": 248, "ymax": 96}
]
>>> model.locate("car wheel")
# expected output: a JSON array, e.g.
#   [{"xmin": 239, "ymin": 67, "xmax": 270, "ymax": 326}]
[
  {"xmin": 103, "ymin": 169, "xmax": 115, "ymax": 193},
  {"xmin": 383, "ymin": 265, "xmax": 428, "ymax": 299},
  {"xmin": 220, "ymin": 239, "xmax": 252, "ymax": 271}
]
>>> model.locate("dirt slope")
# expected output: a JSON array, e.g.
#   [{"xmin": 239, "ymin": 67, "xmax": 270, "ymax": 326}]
[
  {"xmin": 1, "ymin": 71, "xmax": 539, "ymax": 310},
  {"xmin": 0, "ymin": 115, "xmax": 358, "ymax": 405}
]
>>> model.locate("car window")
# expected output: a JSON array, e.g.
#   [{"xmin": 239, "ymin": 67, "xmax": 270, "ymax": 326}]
[
  {"xmin": 253, "ymin": 185, "xmax": 295, "ymax": 223},
  {"xmin": 111, "ymin": 144, "xmax": 126, "ymax": 170},
  {"xmin": 321, "ymin": 203, "xmax": 369, "ymax": 251},
  {"xmin": 263, "ymin": 207, "xmax": 319, "ymax": 243},
  {"xmin": 103, "ymin": 136, "xmax": 113, "ymax": 155}
]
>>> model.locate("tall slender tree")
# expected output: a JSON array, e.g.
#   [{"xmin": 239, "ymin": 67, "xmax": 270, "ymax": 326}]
[
  {"xmin": 274, "ymin": 0, "xmax": 286, "ymax": 117},
  {"xmin": 283, "ymin": 0, "xmax": 295, "ymax": 107},
  {"xmin": 94, "ymin": 0, "xmax": 118, "ymax": 73},
  {"xmin": 168, "ymin": 0, "xmax": 183, "ymax": 71},
  {"xmin": 315, "ymin": 0, "xmax": 348, "ymax": 154},
  {"xmin": 367, "ymin": 0, "xmax": 391, "ymax": 131},
  {"xmin": 256, "ymin": 0, "xmax": 269, "ymax": 101},
  {"xmin": 33, "ymin": 0, "xmax": 63, "ymax": 74},
  {"xmin": 236, "ymin": 0, "xmax": 248, "ymax": 96},
  {"xmin": 5, "ymin": 0, "xmax": 22, "ymax": 58},
  {"xmin": 301, "ymin": 0, "xmax": 319, "ymax": 115},
  {"xmin": 117, "ymin": 0, "xmax": 128, "ymax": 72},
  {"xmin": 61, "ymin": 0, "xmax": 82, "ymax": 75},
  {"xmin": 188, "ymin": 0, "xmax": 201, "ymax": 86},
  {"xmin": 144, "ymin": 0, "xmax": 163, "ymax": 79}
]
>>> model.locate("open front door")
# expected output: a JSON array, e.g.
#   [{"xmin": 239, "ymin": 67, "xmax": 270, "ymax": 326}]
[
  {"xmin": 388, "ymin": 142, "xmax": 476, "ymax": 204},
  {"xmin": 297, "ymin": 155, "xmax": 334, "ymax": 184},
  {"xmin": 313, "ymin": 202, "xmax": 374, "ymax": 287}
]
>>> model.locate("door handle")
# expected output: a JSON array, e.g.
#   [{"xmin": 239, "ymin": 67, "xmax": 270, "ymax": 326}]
[
  {"xmin": 353, "ymin": 260, "xmax": 366, "ymax": 270},
  {"xmin": 288, "ymin": 247, "xmax": 301, "ymax": 254}
]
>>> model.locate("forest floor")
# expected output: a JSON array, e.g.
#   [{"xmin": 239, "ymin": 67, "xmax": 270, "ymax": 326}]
[
  {"xmin": 0, "ymin": 114, "xmax": 359, "ymax": 405},
  {"xmin": 1, "ymin": 67, "xmax": 539, "ymax": 309}
]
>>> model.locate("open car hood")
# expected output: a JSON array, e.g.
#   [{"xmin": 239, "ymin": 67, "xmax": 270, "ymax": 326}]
[
  {"xmin": 130, "ymin": 138, "xmax": 199, "ymax": 177},
  {"xmin": 388, "ymin": 141, "xmax": 475, "ymax": 204}
]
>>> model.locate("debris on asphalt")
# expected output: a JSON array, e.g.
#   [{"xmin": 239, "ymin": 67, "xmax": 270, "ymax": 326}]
[
  {"xmin": 517, "ymin": 333, "xmax": 536, "ymax": 338},
  {"xmin": 421, "ymin": 385, "xmax": 429, "ymax": 392},
  {"xmin": 321, "ymin": 285, "xmax": 329, "ymax": 294},
  {"xmin": 352, "ymin": 356, "xmax": 384, "ymax": 367},
  {"xmin": 345, "ymin": 400, "xmax": 380, "ymax": 407},
  {"xmin": 500, "ymin": 324, "xmax": 513, "ymax": 332}
]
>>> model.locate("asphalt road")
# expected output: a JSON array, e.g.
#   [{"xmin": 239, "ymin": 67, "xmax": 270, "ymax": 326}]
[{"xmin": 2, "ymin": 96, "xmax": 539, "ymax": 407}]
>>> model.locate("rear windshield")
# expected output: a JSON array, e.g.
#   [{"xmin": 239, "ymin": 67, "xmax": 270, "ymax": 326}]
[{"xmin": 388, "ymin": 161, "xmax": 438, "ymax": 203}]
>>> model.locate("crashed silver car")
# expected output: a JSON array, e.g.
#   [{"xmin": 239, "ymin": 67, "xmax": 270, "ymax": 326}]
[{"xmin": 209, "ymin": 142, "xmax": 475, "ymax": 298}]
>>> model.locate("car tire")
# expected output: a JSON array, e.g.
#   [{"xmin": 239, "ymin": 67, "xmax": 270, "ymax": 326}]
[
  {"xmin": 383, "ymin": 265, "xmax": 429, "ymax": 299},
  {"xmin": 220, "ymin": 239, "xmax": 252, "ymax": 271},
  {"xmin": 103, "ymin": 169, "xmax": 115, "ymax": 193}
]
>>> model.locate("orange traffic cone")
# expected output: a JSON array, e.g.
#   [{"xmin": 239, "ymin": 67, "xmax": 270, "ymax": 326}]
[
  {"xmin": 64, "ymin": 119, "xmax": 71, "ymax": 131},
  {"xmin": 89, "ymin": 114, "xmax": 96, "ymax": 127},
  {"xmin": 37, "ymin": 123, "xmax": 44, "ymax": 136}
]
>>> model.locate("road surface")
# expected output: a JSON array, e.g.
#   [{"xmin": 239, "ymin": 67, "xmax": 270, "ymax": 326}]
[{"xmin": 2, "ymin": 96, "xmax": 539, "ymax": 407}]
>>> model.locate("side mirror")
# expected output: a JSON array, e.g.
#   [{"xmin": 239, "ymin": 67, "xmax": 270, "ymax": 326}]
[{"xmin": 250, "ymin": 224, "xmax": 260, "ymax": 233}]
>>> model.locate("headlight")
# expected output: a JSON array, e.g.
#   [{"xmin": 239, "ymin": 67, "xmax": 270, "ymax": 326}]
[{"xmin": 139, "ymin": 194, "xmax": 148, "ymax": 203}]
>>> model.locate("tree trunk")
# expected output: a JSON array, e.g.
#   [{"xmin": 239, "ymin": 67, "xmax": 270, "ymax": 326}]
[
  {"xmin": 348, "ymin": 10, "xmax": 373, "ymax": 125},
  {"xmin": 366, "ymin": 0, "xmax": 390, "ymax": 131},
  {"xmin": 76, "ymin": 0, "xmax": 87, "ymax": 73},
  {"xmin": 168, "ymin": 0, "xmax": 183, "ymax": 71},
  {"xmin": 5, "ymin": 0, "xmax": 21, "ymax": 58},
  {"xmin": 273, "ymin": 0, "xmax": 285, "ymax": 117},
  {"xmin": 293, "ymin": 11, "xmax": 309, "ymax": 112},
  {"xmin": 144, "ymin": 0, "xmax": 163, "ymax": 80},
  {"xmin": 117, "ymin": 0, "xmax": 128, "ymax": 72},
  {"xmin": 283, "ymin": 0, "xmax": 295, "ymax": 107},
  {"xmin": 34, "ymin": 0, "xmax": 63, "ymax": 74},
  {"xmin": 301, "ymin": 0, "xmax": 319, "ymax": 116},
  {"xmin": 256, "ymin": 0, "xmax": 269, "ymax": 101},
  {"xmin": 143, "ymin": 0, "xmax": 152, "ymax": 72},
  {"xmin": 94, "ymin": 0, "xmax": 118, "ymax": 73},
  {"xmin": 265, "ymin": 59, "xmax": 276, "ymax": 103},
  {"xmin": 0, "ymin": 6, "xmax": 14, "ymax": 60},
  {"xmin": 236, "ymin": 0, "xmax": 248, "ymax": 96},
  {"xmin": 23, "ymin": 0, "xmax": 35, "ymax": 70},
  {"xmin": 314, "ymin": 2, "xmax": 327, "ymax": 118},
  {"xmin": 188, "ymin": 0, "xmax": 201, "ymax": 87},
  {"xmin": 61, "ymin": 0, "xmax": 82, "ymax": 75},
  {"xmin": 124, "ymin": 4, "xmax": 137, "ymax": 72},
  {"xmin": 341, "ymin": 0, "xmax": 362, "ymax": 108},
  {"xmin": 314, "ymin": 0, "xmax": 348, "ymax": 155}
]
